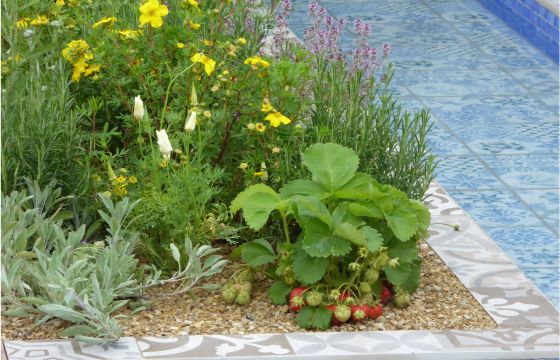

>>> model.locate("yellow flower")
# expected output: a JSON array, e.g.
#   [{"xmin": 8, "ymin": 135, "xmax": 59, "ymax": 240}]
[
  {"xmin": 272, "ymin": 147, "xmax": 280, "ymax": 154},
  {"xmin": 177, "ymin": 42, "xmax": 185, "ymax": 48},
  {"xmin": 204, "ymin": 39, "xmax": 214, "ymax": 46},
  {"xmin": 118, "ymin": 29, "xmax": 143, "ymax": 40},
  {"xmin": 253, "ymin": 171, "xmax": 264, "ymax": 177},
  {"xmin": 16, "ymin": 18, "xmax": 30, "ymax": 29},
  {"xmin": 83, "ymin": 63, "xmax": 101, "ymax": 77},
  {"xmin": 265, "ymin": 111, "xmax": 291, "ymax": 128},
  {"xmin": 190, "ymin": 53, "xmax": 216, "ymax": 76},
  {"xmin": 93, "ymin": 16, "xmax": 117, "ymax": 29},
  {"xmin": 30, "ymin": 16, "xmax": 49, "ymax": 26},
  {"xmin": 189, "ymin": 21, "xmax": 201, "ymax": 30},
  {"xmin": 139, "ymin": 0, "xmax": 169, "ymax": 28},
  {"xmin": 113, "ymin": 185, "xmax": 128, "ymax": 197},
  {"xmin": 115, "ymin": 175, "xmax": 126, "ymax": 184},
  {"xmin": 102, "ymin": 191, "xmax": 112, "ymax": 198},
  {"xmin": 186, "ymin": 0, "xmax": 200, "ymax": 10},
  {"xmin": 261, "ymin": 101, "xmax": 274, "ymax": 113},
  {"xmin": 244, "ymin": 55, "xmax": 270, "ymax": 69},
  {"xmin": 203, "ymin": 110, "xmax": 212, "ymax": 118},
  {"xmin": 56, "ymin": 0, "xmax": 65, "ymax": 5},
  {"xmin": 239, "ymin": 162, "xmax": 248, "ymax": 170},
  {"xmin": 255, "ymin": 123, "xmax": 266, "ymax": 132},
  {"xmin": 61, "ymin": 40, "xmax": 90, "ymax": 64},
  {"xmin": 246, "ymin": 123, "xmax": 255, "ymax": 130},
  {"xmin": 129, "ymin": 176, "xmax": 138, "ymax": 184},
  {"xmin": 159, "ymin": 160, "xmax": 168, "ymax": 168},
  {"xmin": 237, "ymin": 37, "xmax": 247, "ymax": 45}
]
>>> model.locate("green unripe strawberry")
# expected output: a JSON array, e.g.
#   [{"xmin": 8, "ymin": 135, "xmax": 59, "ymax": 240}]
[
  {"xmin": 222, "ymin": 286, "xmax": 237, "ymax": 304},
  {"xmin": 364, "ymin": 269, "xmax": 379, "ymax": 283},
  {"xmin": 334, "ymin": 304, "xmax": 351, "ymax": 322},
  {"xmin": 343, "ymin": 296, "xmax": 357, "ymax": 306},
  {"xmin": 306, "ymin": 291, "xmax": 323, "ymax": 307},
  {"xmin": 359, "ymin": 282, "xmax": 372, "ymax": 295},
  {"xmin": 360, "ymin": 293, "xmax": 374, "ymax": 305},
  {"xmin": 235, "ymin": 290, "xmax": 251, "ymax": 305},
  {"xmin": 238, "ymin": 281, "xmax": 252, "ymax": 292},
  {"xmin": 237, "ymin": 271, "xmax": 253, "ymax": 283},
  {"xmin": 394, "ymin": 291, "xmax": 410, "ymax": 308},
  {"xmin": 284, "ymin": 274, "xmax": 295, "ymax": 285}
]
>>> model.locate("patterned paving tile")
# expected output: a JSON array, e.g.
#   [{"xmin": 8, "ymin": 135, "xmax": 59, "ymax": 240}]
[
  {"xmin": 137, "ymin": 334, "xmax": 295, "ymax": 358},
  {"xmin": 444, "ymin": 189, "xmax": 543, "ymax": 227},
  {"xmin": 3, "ymin": 337, "xmax": 141, "ymax": 360},
  {"xmin": 398, "ymin": 70, "xmax": 528, "ymax": 96},
  {"xmin": 435, "ymin": 155, "xmax": 503, "ymax": 190},
  {"xmin": 426, "ymin": 121, "xmax": 472, "ymax": 156},
  {"xmin": 481, "ymin": 154, "xmax": 559, "ymax": 189},
  {"xmin": 516, "ymin": 189, "xmax": 560, "ymax": 228},
  {"xmin": 323, "ymin": 1, "xmax": 438, "ymax": 24},
  {"xmin": 427, "ymin": 0, "xmax": 494, "ymax": 22}
]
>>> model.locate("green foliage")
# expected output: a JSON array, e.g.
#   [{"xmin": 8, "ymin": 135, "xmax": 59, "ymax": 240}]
[
  {"xmin": 296, "ymin": 306, "xmax": 332, "ymax": 330},
  {"xmin": 1, "ymin": 184, "xmax": 226, "ymax": 342},
  {"xmin": 231, "ymin": 143, "xmax": 430, "ymax": 328}
]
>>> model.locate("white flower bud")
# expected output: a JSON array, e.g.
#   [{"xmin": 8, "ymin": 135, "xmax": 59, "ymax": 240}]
[
  {"xmin": 184, "ymin": 111, "xmax": 197, "ymax": 132},
  {"xmin": 133, "ymin": 96, "xmax": 144, "ymax": 120},
  {"xmin": 156, "ymin": 129, "xmax": 173, "ymax": 160}
]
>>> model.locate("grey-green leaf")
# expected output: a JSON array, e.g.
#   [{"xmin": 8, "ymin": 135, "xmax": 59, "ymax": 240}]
[{"xmin": 59, "ymin": 325, "xmax": 96, "ymax": 337}]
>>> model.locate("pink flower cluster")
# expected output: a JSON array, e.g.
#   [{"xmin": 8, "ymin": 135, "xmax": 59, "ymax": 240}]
[{"xmin": 303, "ymin": 1, "xmax": 345, "ymax": 62}]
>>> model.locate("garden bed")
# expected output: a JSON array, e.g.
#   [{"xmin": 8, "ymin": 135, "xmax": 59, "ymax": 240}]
[{"xmin": 1, "ymin": 239, "xmax": 496, "ymax": 341}]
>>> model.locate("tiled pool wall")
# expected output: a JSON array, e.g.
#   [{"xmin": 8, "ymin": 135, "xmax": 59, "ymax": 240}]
[{"xmin": 478, "ymin": 0, "xmax": 559, "ymax": 62}]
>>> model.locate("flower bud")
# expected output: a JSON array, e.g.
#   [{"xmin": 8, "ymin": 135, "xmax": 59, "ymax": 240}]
[
  {"xmin": 133, "ymin": 96, "xmax": 144, "ymax": 120},
  {"xmin": 184, "ymin": 111, "xmax": 197, "ymax": 132},
  {"xmin": 156, "ymin": 129, "xmax": 173, "ymax": 160}
]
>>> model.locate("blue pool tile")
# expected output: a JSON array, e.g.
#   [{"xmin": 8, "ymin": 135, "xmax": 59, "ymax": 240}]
[
  {"xmin": 428, "ymin": 0, "xmax": 493, "ymax": 22},
  {"xmin": 435, "ymin": 155, "xmax": 504, "ymax": 190},
  {"xmin": 522, "ymin": 267, "xmax": 560, "ymax": 306},
  {"xmin": 325, "ymin": 1, "xmax": 438, "ymax": 24},
  {"xmin": 486, "ymin": 227, "xmax": 559, "ymax": 268},
  {"xmin": 420, "ymin": 96, "xmax": 559, "ymax": 130},
  {"xmin": 398, "ymin": 70, "xmax": 528, "ymax": 96},
  {"xmin": 446, "ymin": 189, "xmax": 543, "ymax": 227},
  {"xmin": 509, "ymin": 68, "xmax": 559, "ymax": 94},
  {"xmin": 426, "ymin": 121, "xmax": 472, "ymax": 156},
  {"xmin": 456, "ymin": 121, "xmax": 559, "ymax": 155},
  {"xmin": 482, "ymin": 154, "xmax": 559, "ymax": 189},
  {"xmin": 516, "ymin": 189, "xmax": 560, "ymax": 229}
]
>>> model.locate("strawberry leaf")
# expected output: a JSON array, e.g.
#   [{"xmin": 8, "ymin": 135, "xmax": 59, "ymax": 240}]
[
  {"xmin": 302, "ymin": 143, "xmax": 359, "ymax": 192},
  {"xmin": 241, "ymin": 239, "xmax": 276, "ymax": 267},
  {"xmin": 297, "ymin": 306, "xmax": 332, "ymax": 330},
  {"xmin": 292, "ymin": 247, "xmax": 328, "ymax": 285},
  {"xmin": 385, "ymin": 204, "xmax": 418, "ymax": 241},
  {"xmin": 301, "ymin": 218, "xmax": 351, "ymax": 258},
  {"xmin": 268, "ymin": 280, "xmax": 292, "ymax": 305}
]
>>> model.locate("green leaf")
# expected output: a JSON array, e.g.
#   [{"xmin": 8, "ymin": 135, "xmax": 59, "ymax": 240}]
[
  {"xmin": 349, "ymin": 202, "xmax": 384, "ymax": 219},
  {"xmin": 295, "ymin": 196, "xmax": 331, "ymax": 226},
  {"xmin": 230, "ymin": 184, "xmax": 279, "ymax": 213},
  {"xmin": 242, "ymin": 192, "xmax": 280, "ymax": 231},
  {"xmin": 38, "ymin": 304, "xmax": 86, "ymax": 323},
  {"xmin": 333, "ymin": 222, "xmax": 366, "ymax": 247},
  {"xmin": 401, "ymin": 258, "xmax": 421, "ymax": 292},
  {"xmin": 279, "ymin": 180, "xmax": 326, "ymax": 198},
  {"xmin": 170, "ymin": 243, "xmax": 181, "ymax": 264},
  {"xmin": 3, "ymin": 307, "xmax": 30, "ymax": 317},
  {"xmin": 361, "ymin": 226, "xmax": 383, "ymax": 252},
  {"xmin": 241, "ymin": 239, "xmax": 276, "ymax": 267},
  {"xmin": 388, "ymin": 239, "xmax": 418, "ymax": 263},
  {"xmin": 333, "ymin": 173, "xmax": 373, "ymax": 200},
  {"xmin": 21, "ymin": 297, "xmax": 49, "ymax": 306},
  {"xmin": 385, "ymin": 205, "xmax": 418, "ymax": 241},
  {"xmin": 301, "ymin": 218, "xmax": 351, "ymax": 258},
  {"xmin": 297, "ymin": 306, "xmax": 332, "ymax": 330},
  {"xmin": 268, "ymin": 280, "xmax": 292, "ymax": 305},
  {"xmin": 384, "ymin": 263, "xmax": 411, "ymax": 286},
  {"xmin": 292, "ymin": 247, "xmax": 328, "ymax": 284},
  {"xmin": 410, "ymin": 200, "xmax": 431, "ymax": 235},
  {"xmin": 331, "ymin": 203, "xmax": 362, "ymax": 227},
  {"xmin": 302, "ymin": 143, "xmax": 359, "ymax": 192},
  {"xmin": 59, "ymin": 325, "xmax": 96, "ymax": 338}
]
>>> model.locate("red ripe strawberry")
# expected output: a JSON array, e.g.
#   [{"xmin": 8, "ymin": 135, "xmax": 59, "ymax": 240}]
[
  {"xmin": 368, "ymin": 304, "xmax": 383, "ymax": 320},
  {"xmin": 289, "ymin": 287, "xmax": 307, "ymax": 312},
  {"xmin": 350, "ymin": 304, "xmax": 368, "ymax": 322},
  {"xmin": 380, "ymin": 286, "xmax": 391, "ymax": 304},
  {"xmin": 326, "ymin": 304, "xmax": 343, "ymax": 326}
]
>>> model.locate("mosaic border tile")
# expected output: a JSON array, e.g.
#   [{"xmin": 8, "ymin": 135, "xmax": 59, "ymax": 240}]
[{"xmin": 3, "ymin": 182, "xmax": 559, "ymax": 359}]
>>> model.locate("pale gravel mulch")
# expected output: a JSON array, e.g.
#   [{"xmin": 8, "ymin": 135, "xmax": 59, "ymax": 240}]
[{"xmin": 1, "ymin": 240, "xmax": 496, "ymax": 340}]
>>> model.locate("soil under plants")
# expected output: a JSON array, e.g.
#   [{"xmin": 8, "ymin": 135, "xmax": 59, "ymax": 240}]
[{"xmin": 1, "ymin": 240, "xmax": 496, "ymax": 340}]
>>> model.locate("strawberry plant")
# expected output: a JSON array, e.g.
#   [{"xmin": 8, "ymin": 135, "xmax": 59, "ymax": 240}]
[{"xmin": 229, "ymin": 143, "xmax": 430, "ymax": 329}]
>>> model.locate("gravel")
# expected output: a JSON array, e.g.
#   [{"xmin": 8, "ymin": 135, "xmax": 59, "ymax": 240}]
[{"xmin": 1, "ymin": 240, "xmax": 496, "ymax": 340}]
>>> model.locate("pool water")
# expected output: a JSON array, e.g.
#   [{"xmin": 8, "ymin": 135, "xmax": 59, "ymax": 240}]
[{"xmin": 285, "ymin": 0, "xmax": 560, "ymax": 308}]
